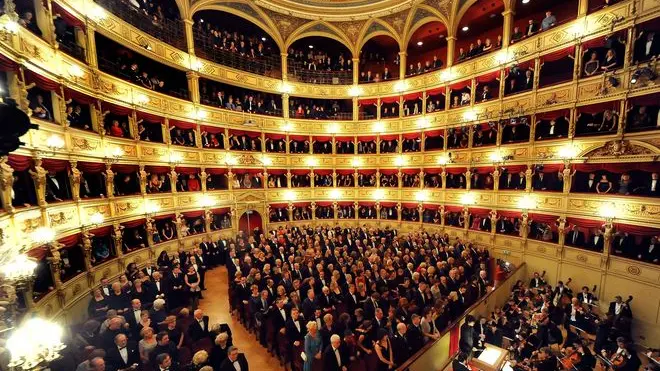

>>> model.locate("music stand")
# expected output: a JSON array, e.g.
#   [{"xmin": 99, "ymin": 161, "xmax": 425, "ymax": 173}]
[{"xmin": 472, "ymin": 343, "xmax": 509, "ymax": 371}]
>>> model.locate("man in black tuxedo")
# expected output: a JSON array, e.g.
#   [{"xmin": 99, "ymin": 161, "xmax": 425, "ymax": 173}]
[
  {"xmin": 151, "ymin": 331, "xmax": 179, "ymax": 365},
  {"xmin": 479, "ymin": 216, "xmax": 491, "ymax": 232},
  {"xmin": 459, "ymin": 315, "xmax": 476, "ymax": 355},
  {"xmin": 577, "ymin": 286, "xmax": 595, "ymax": 304},
  {"xmin": 154, "ymin": 353, "xmax": 178, "ymax": 371},
  {"xmin": 322, "ymin": 334, "xmax": 349, "ymax": 371},
  {"xmin": 583, "ymin": 173, "xmax": 598, "ymax": 193},
  {"xmin": 566, "ymin": 225, "xmax": 585, "ymax": 247},
  {"xmin": 529, "ymin": 272, "xmax": 545, "ymax": 288},
  {"xmin": 220, "ymin": 346, "xmax": 249, "ymax": 371},
  {"xmin": 106, "ymin": 333, "xmax": 140, "ymax": 371},
  {"xmin": 637, "ymin": 236, "xmax": 659, "ymax": 264},
  {"xmin": 188, "ymin": 309, "xmax": 211, "ymax": 342},
  {"xmin": 452, "ymin": 352, "xmax": 471, "ymax": 371},
  {"xmin": 391, "ymin": 323, "xmax": 410, "ymax": 367},
  {"xmin": 406, "ymin": 314, "xmax": 425, "ymax": 355},
  {"xmin": 589, "ymin": 230, "xmax": 605, "ymax": 251},
  {"xmin": 302, "ymin": 289, "xmax": 318, "ymax": 320},
  {"xmin": 126, "ymin": 299, "xmax": 144, "ymax": 337}
]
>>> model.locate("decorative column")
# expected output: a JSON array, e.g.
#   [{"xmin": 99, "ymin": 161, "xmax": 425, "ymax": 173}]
[
  {"xmin": 169, "ymin": 166, "xmax": 178, "ymax": 193},
  {"xmin": 562, "ymin": 164, "xmax": 573, "ymax": 193},
  {"xmin": 282, "ymin": 94, "xmax": 290, "ymax": 119},
  {"xmin": 557, "ymin": 217, "xmax": 567, "ymax": 248},
  {"xmin": 29, "ymin": 157, "xmax": 47, "ymax": 207},
  {"xmin": 623, "ymin": 27, "xmax": 634, "ymax": 69},
  {"xmin": 489, "ymin": 210, "xmax": 498, "ymax": 236},
  {"xmin": 287, "ymin": 170, "xmax": 295, "ymax": 188},
  {"xmin": 492, "ymin": 167, "xmax": 501, "ymax": 191},
  {"xmin": 520, "ymin": 211, "xmax": 529, "ymax": 239},
  {"xmin": 398, "ymin": 52, "xmax": 407, "ymax": 80},
  {"xmin": 186, "ymin": 71, "xmax": 200, "ymax": 103},
  {"xmin": 47, "ymin": 242, "xmax": 64, "ymax": 294},
  {"xmin": 525, "ymin": 165, "xmax": 533, "ymax": 192},
  {"xmin": 81, "ymin": 229, "xmax": 95, "ymax": 285},
  {"xmin": 573, "ymin": 44, "xmax": 583, "ymax": 80},
  {"xmin": 145, "ymin": 217, "xmax": 155, "ymax": 247},
  {"xmin": 85, "ymin": 25, "xmax": 98, "ymax": 68},
  {"xmin": 287, "ymin": 202, "xmax": 294, "ymax": 222},
  {"xmin": 309, "ymin": 170, "xmax": 315, "ymax": 188},
  {"xmin": 375, "ymin": 170, "xmax": 381, "ymax": 187},
  {"xmin": 184, "ymin": 19, "xmax": 196, "ymax": 56},
  {"xmin": 200, "ymin": 168, "xmax": 208, "ymax": 192},
  {"xmin": 195, "ymin": 123, "xmax": 203, "ymax": 149},
  {"xmin": 227, "ymin": 170, "xmax": 234, "ymax": 191},
  {"xmin": 465, "ymin": 169, "xmax": 472, "ymax": 190},
  {"xmin": 462, "ymin": 206, "xmax": 470, "ymax": 231},
  {"xmin": 353, "ymin": 201, "xmax": 359, "ymax": 221},
  {"xmin": 396, "ymin": 170, "xmax": 403, "ymax": 189},
  {"xmin": 533, "ymin": 58, "xmax": 541, "ymax": 91},
  {"xmin": 577, "ymin": 0, "xmax": 589, "ymax": 17},
  {"xmin": 204, "ymin": 209, "xmax": 213, "ymax": 233},
  {"xmin": 69, "ymin": 160, "xmax": 81, "ymax": 201},
  {"xmin": 35, "ymin": 0, "xmax": 56, "ymax": 45},
  {"xmin": 446, "ymin": 37, "xmax": 456, "ymax": 67},
  {"xmin": 396, "ymin": 202, "xmax": 402, "ymax": 222},
  {"xmin": 441, "ymin": 167, "xmax": 447, "ymax": 189},
  {"xmin": 502, "ymin": 10, "xmax": 515, "ymax": 47},
  {"xmin": 310, "ymin": 201, "xmax": 317, "ymax": 221},
  {"xmin": 281, "ymin": 53, "xmax": 288, "ymax": 80},
  {"xmin": 332, "ymin": 171, "xmax": 337, "ymax": 187},
  {"xmin": 440, "ymin": 205, "xmax": 446, "ymax": 227},
  {"xmin": 353, "ymin": 97, "xmax": 359, "ymax": 121},
  {"xmin": 104, "ymin": 162, "xmax": 115, "ymax": 198},
  {"xmin": 112, "ymin": 222, "xmax": 124, "ymax": 259},
  {"xmin": 138, "ymin": 165, "xmax": 147, "ymax": 195},
  {"xmin": 352, "ymin": 58, "xmax": 360, "ymax": 84},
  {"xmin": 0, "ymin": 157, "xmax": 15, "ymax": 212}
]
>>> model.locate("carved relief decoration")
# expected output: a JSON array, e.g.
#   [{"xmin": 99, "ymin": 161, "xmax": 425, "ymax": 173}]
[{"xmin": 584, "ymin": 140, "xmax": 655, "ymax": 157}]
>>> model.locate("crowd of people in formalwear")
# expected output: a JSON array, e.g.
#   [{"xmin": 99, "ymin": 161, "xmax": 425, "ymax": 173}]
[{"xmin": 227, "ymin": 226, "xmax": 493, "ymax": 371}]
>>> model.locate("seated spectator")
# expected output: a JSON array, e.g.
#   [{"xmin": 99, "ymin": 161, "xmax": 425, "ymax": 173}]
[
  {"xmin": 627, "ymin": 105, "xmax": 658, "ymax": 131},
  {"xmin": 601, "ymin": 49, "xmax": 618, "ymax": 72},
  {"xmin": 536, "ymin": 116, "xmax": 569, "ymax": 140},
  {"xmin": 511, "ymin": 27, "xmax": 523, "ymax": 43},
  {"xmin": 19, "ymin": 11, "xmax": 42, "ymax": 36},
  {"xmin": 583, "ymin": 51, "xmax": 600, "ymax": 76},
  {"xmin": 634, "ymin": 30, "xmax": 660, "ymax": 62},
  {"xmin": 201, "ymin": 131, "xmax": 225, "ymax": 149},
  {"xmin": 29, "ymin": 93, "xmax": 52, "ymax": 121}
]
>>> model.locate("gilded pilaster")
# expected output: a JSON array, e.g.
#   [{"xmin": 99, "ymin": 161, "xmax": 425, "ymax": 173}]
[
  {"xmin": 281, "ymin": 53, "xmax": 288, "ymax": 80},
  {"xmin": 446, "ymin": 37, "xmax": 456, "ymax": 67},
  {"xmin": 186, "ymin": 71, "xmax": 200, "ymax": 103},
  {"xmin": 502, "ymin": 10, "xmax": 514, "ymax": 47},
  {"xmin": 85, "ymin": 24, "xmax": 98, "ymax": 68},
  {"xmin": 29, "ymin": 157, "xmax": 47, "ymax": 207},
  {"xmin": 0, "ymin": 157, "xmax": 15, "ymax": 212},
  {"xmin": 184, "ymin": 19, "xmax": 195, "ymax": 56},
  {"xmin": 398, "ymin": 52, "xmax": 407, "ymax": 79},
  {"xmin": 69, "ymin": 160, "xmax": 81, "ymax": 201}
]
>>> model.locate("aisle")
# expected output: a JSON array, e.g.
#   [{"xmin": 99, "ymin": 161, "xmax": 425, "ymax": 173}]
[{"xmin": 198, "ymin": 266, "xmax": 286, "ymax": 371}]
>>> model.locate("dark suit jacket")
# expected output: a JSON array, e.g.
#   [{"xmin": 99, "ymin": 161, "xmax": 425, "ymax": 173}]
[
  {"xmin": 322, "ymin": 345, "xmax": 349, "ymax": 371},
  {"xmin": 189, "ymin": 316, "xmax": 210, "ymax": 342},
  {"xmin": 391, "ymin": 333, "xmax": 410, "ymax": 366},
  {"xmin": 106, "ymin": 341, "xmax": 140, "ymax": 370},
  {"xmin": 286, "ymin": 318, "xmax": 306, "ymax": 343},
  {"xmin": 452, "ymin": 360, "xmax": 471, "ymax": 371},
  {"xmin": 459, "ymin": 323, "xmax": 474, "ymax": 352},
  {"xmin": 220, "ymin": 353, "xmax": 249, "ymax": 371},
  {"xmin": 566, "ymin": 230, "xmax": 585, "ymax": 246}
]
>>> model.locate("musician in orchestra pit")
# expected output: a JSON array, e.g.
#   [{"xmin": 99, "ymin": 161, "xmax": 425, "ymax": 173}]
[
  {"xmin": 459, "ymin": 315, "xmax": 476, "ymax": 356},
  {"xmin": 552, "ymin": 281, "xmax": 572, "ymax": 304},
  {"xmin": 473, "ymin": 317, "xmax": 488, "ymax": 350},
  {"xmin": 529, "ymin": 272, "xmax": 545, "ymax": 288},
  {"xmin": 534, "ymin": 347, "xmax": 559, "ymax": 371},
  {"xmin": 560, "ymin": 340, "xmax": 595, "ymax": 371},
  {"xmin": 607, "ymin": 296, "xmax": 632, "ymax": 319},
  {"xmin": 452, "ymin": 352, "xmax": 471, "ymax": 371},
  {"xmin": 577, "ymin": 286, "xmax": 594, "ymax": 304},
  {"xmin": 601, "ymin": 337, "xmax": 641, "ymax": 371}
]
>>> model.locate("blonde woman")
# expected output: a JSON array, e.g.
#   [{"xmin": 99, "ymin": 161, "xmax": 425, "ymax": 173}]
[
  {"xmin": 304, "ymin": 321, "xmax": 323, "ymax": 371},
  {"xmin": 190, "ymin": 350, "xmax": 209, "ymax": 370},
  {"xmin": 138, "ymin": 327, "xmax": 157, "ymax": 364}
]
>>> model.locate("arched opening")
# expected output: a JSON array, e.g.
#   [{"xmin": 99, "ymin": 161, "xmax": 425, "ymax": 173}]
[
  {"xmin": 192, "ymin": 10, "xmax": 282, "ymax": 77},
  {"xmin": 405, "ymin": 21, "xmax": 447, "ymax": 77},
  {"xmin": 456, "ymin": 0, "xmax": 504, "ymax": 63},
  {"xmin": 511, "ymin": 0, "xmax": 577, "ymax": 43},
  {"xmin": 359, "ymin": 35, "xmax": 400, "ymax": 83},
  {"xmin": 287, "ymin": 36, "xmax": 353, "ymax": 85},
  {"xmin": 239, "ymin": 209, "xmax": 263, "ymax": 236}
]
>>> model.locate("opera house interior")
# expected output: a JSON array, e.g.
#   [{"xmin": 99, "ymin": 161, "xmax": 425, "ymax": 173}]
[{"xmin": 0, "ymin": 0, "xmax": 660, "ymax": 369}]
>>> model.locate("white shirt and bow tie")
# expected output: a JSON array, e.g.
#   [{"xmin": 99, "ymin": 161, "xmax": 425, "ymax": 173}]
[
  {"xmin": 118, "ymin": 346, "xmax": 128, "ymax": 364},
  {"xmin": 334, "ymin": 347, "xmax": 342, "ymax": 367}
]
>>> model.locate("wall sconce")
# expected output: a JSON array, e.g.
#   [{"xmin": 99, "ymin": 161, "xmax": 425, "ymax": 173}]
[
  {"xmin": 489, "ymin": 149, "xmax": 504, "ymax": 163},
  {"xmin": 394, "ymin": 155, "xmax": 406, "ymax": 167},
  {"xmin": 306, "ymin": 157, "xmax": 319, "ymax": 167},
  {"xmin": 144, "ymin": 201, "xmax": 160, "ymax": 216},
  {"xmin": 224, "ymin": 153, "xmax": 237, "ymax": 167},
  {"xmin": 416, "ymin": 117, "xmax": 430, "ymax": 129},
  {"xmin": 7, "ymin": 318, "xmax": 66, "ymax": 369},
  {"xmin": 88, "ymin": 212, "xmax": 105, "ymax": 226},
  {"xmin": 517, "ymin": 194, "xmax": 537, "ymax": 211},
  {"xmin": 198, "ymin": 194, "xmax": 216, "ymax": 208},
  {"xmin": 329, "ymin": 188, "xmax": 341, "ymax": 200},
  {"xmin": 568, "ymin": 22, "xmax": 586, "ymax": 39},
  {"xmin": 87, "ymin": 5, "xmax": 107, "ymax": 21},
  {"xmin": 557, "ymin": 143, "xmax": 578, "ymax": 160},
  {"xmin": 372, "ymin": 188, "xmax": 385, "ymax": 200},
  {"xmin": 348, "ymin": 85, "xmax": 362, "ymax": 97},
  {"xmin": 260, "ymin": 154, "xmax": 272, "ymax": 167},
  {"xmin": 440, "ymin": 69, "xmax": 453, "ymax": 83},
  {"xmin": 372, "ymin": 121, "xmax": 385, "ymax": 133},
  {"xmin": 284, "ymin": 189, "xmax": 296, "ymax": 201},
  {"xmin": 393, "ymin": 80, "xmax": 407, "ymax": 93},
  {"xmin": 45, "ymin": 134, "xmax": 65, "ymax": 152},
  {"xmin": 67, "ymin": 65, "xmax": 84, "ymax": 80},
  {"xmin": 195, "ymin": 109, "xmax": 207, "ymax": 120},
  {"xmin": 279, "ymin": 82, "xmax": 293, "ymax": 94},
  {"xmin": 327, "ymin": 122, "xmax": 339, "ymax": 134},
  {"xmin": 463, "ymin": 110, "xmax": 478, "ymax": 122},
  {"xmin": 599, "ymin": 203, "xmax": 616, "ymax": 220},
  {"xmin": 30, "ymin": 227, "xmax": 55, "ymax": 245},
  {"xmin": 134, "ymin": 94, "xmax": 149, "ymax": 106},
  {"xmin": 0, "ymin": 254, "xmax": 37, "ymax": 283},
  {"xmin": 0, "ymin": 16, "xmax": 20, "ymax": 35},
  {"xmin": 460, "ymin": 192, "xmax": 476, "ymax": 206},
  {"xmin": 495, "ymin": 50, "xmax": 513, "ymax": 65},
  {"xmin": 281, "ymin": 122, "xmax": 293, "ymax": 133},
  {"xmin": 191, "ymin": 58, "xmax": 203, "ymax": 72},
  {"xmin": 166, "ymin": 151, "xmax": 182, "ymax": 165},
  {"xmin": 105, "ymin": 147, "xmax": 124, "ymax": 163},
  {"xmin": 415, "ymin": 189, "xmax": 429, "ymax": 202},
  {"xmin": 437, "ymin": 153, "xmax": 452, "ymax": 165},
  {"xmin": 351, "ymin": 157, "xmax": 361, "ymax": 168}
]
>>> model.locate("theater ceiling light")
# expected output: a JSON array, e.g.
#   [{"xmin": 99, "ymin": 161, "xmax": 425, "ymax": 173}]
[
  {"xmin": 462, "ymin": 26, "xmax": 469, "ymax": 32},
  {"xmin": 460, "ymin": 192, "xmax": 476, "ymax": 206},
  {"xmin": 199, "ymin": 194, "xmax": 216, "ymax": 208},
  {"xmin": 522, "ymin": 0, "xmax": 530, "ymax": 4},
  {"xmin": 393, "ymin": 80, "xmax": 407, "ymax": 93},
  {"xmin": 109, "ymin": 147, "xmax": 124, "ymax": 159},
  {"xmin": 284, "ymin": 190, "xmax": 297, "ymax": 201},
  {"xmin": 261, "ymin": 37, "xmax": 267, "ymax": 41},
  {"xmin": 599, "ymin": 203, "xmax": 617, "ymax": 220},
  {"xmin": 191, "ymin": 58, "xmax": 203, "ymax": 71},
  {"xmin": 415, "ymin": 190, "xmax": 429, "ymax": 202},
  {"xmin": 495, "ymin": 50, "xmax": 514, "ymax": 65},
  {"xmin": 557, "ymin": 143, "xmax": 578, "ymax": 160},
  {"xmin": 0, "ymin": 16, "xmax": 19, "ymax": 34},
  {"xmin": 372, "ymin": 121, "xmax": 385, "ymax": 133},
  {"xmin": 7, "ymin": 318, "xmax": 66, "ymax": 370},
  {"xmin": 517, "ymin": 194, "xmax": 537, "ymax": 210},
  {"xmin": 417, "ymin": 41, "xmax": 423, "ymax": 46},
  {"xmin": 30, "ymin": 227, "xmax": 55, "ymax": 245},
  {"xmin": 348, "ymin": 85, "xmax": 362, "ymax": 97},
  {"xmin": 329, "ymin": 188, "xmax": 341, "ymax": 200},
  {"xmin": 440, "ymin": 68, "xmax": 454, "ymax": 82},
  {"xmin": 45, "ymin": 134, "xmax": 65, "ymax": 151},
  {"xmin": 373, "ymin": 188, "xmax": 385, "ymax": 200},
  {"xmin": 568, "ymin": 22, "xmax": 585, "ymax": 38}
]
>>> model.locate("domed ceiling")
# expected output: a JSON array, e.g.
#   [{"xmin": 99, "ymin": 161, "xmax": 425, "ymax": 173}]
[{"xmin": 254, "ymin": 0, "xmax": 416, "ymax": 19}]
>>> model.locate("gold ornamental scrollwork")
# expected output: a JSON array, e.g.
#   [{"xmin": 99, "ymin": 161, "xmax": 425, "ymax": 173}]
[
  {"xmin": 576, "ymin": 254, "xmax": 588, "ymax": 263},
  {"xmin": 626, "ymin": 265, "xmax": 641, "ymax": 276}
]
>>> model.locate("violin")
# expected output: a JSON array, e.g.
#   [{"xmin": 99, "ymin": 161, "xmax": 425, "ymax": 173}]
[
  {"xmin": 560, "ymin": 347, "xmax": 582, "ymax": 370},
  {"xmin": 610, "ymin": 348, "xmax": 628, "ymax": 369}
]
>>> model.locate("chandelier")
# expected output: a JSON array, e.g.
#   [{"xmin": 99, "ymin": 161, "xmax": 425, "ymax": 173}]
[
  {"xmin": 0, "ymin": 254, "xmax": 37, "ymax": 289},
  {"xmin": 6, "ymin": 318, "xmax": 66, "ymax": 369}
]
